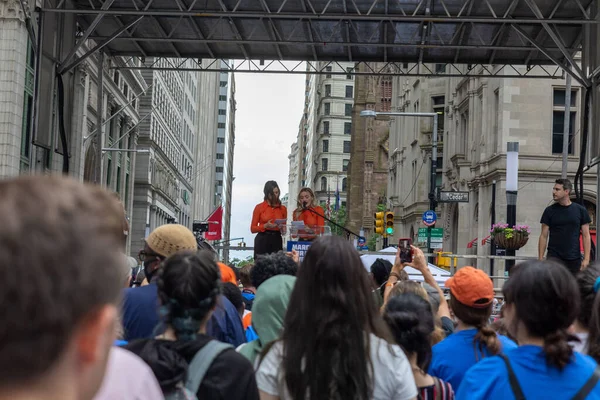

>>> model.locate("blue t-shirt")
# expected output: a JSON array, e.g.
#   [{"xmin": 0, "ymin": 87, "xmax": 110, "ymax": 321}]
[
  {"xmin": 429, "ymin": 328, "xmax": 517, "ymax": 391},
  {"xmin": 121, "ymin": 283, "xmax": 160, "ymax": 341},
  {"xmin": 457, "ymin": 345, "xmax": 600, "ymax": 399}
]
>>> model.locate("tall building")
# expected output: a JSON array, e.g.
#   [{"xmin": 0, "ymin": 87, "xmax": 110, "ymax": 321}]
[
  {"xmin": 388, "ymin": 65, "xmax": 597, "ymax": 273},
  {"xmin": 295, "ymin": 62, "xmax": 355, "ymax": 210},
  {"xmin": 221, "ymin": 70, "xmax": 237, "ymax": 262},
  {"xmin": 345, "ymin": 63, "xmax": 393, "ymax": 241},
  {"xmin": 287, "ymin": 140, "xmax": 300, "ymax": 220},
  {"xmin": 131, "ymin": 58, "xmax": 201, "ymax": 253}
]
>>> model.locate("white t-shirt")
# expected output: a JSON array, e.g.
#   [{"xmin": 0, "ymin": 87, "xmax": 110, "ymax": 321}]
[
  {"xmin": 256, "ymin": 333, "xmax": 417, "ymax": 400},
  {"xmin": 571, "ymin": 332, "xmax": 589, "ymax": 354}
]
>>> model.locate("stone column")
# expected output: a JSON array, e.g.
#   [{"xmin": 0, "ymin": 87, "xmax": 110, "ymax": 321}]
[
  {"xmin": 0, "ymin": 1, "xmax": 27, "ymax": 178},
  {"xmin": 69, "ymin": 61, "xmax": 89, "ymax": 181}
]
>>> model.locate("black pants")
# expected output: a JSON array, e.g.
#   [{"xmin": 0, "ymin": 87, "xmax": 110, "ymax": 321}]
[
  {"xmin": 254, "ymin": 231, "xmax": 283, "ymax": 259},
  {"xmin": 549, "ymin": 257, "xmax": 581, "ymax": 275}
]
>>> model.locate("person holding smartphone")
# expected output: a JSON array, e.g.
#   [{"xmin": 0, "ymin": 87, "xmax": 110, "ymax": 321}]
[{"xmin": 251, "ymin": 180, "xmax": 287, "ymax": 258}]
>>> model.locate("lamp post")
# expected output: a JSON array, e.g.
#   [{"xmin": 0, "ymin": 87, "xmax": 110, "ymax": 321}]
[
  {"xmin": 505, "ymin": 142, "xmax": 519, "ymax": 274},
  {"xmin": 360, "ymin": 110, "xmax": 439, "ymax": 261}
]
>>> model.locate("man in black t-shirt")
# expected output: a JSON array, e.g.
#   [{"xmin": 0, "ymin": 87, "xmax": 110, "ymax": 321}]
[{"xmin": 539, "ymin": 178, "xmax": 591, "ymax": 274}]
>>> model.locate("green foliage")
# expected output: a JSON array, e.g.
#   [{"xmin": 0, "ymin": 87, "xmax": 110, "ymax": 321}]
[
  {"xmin": 328, "ymin": 206, "xmax": 347, "ymax": 237},
  {"xmin": 229, "ymin": 255, "xmax": 254, "ymax": 268}
]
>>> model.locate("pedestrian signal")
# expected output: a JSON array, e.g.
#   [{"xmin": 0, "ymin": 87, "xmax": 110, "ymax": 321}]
[
  {"xmin": 385, "ymin": 211, "xmax": 395, "ymax": 235},
  {"xmin": 374, "ymin": 211, "xmax": 385, "ymax": 235}
]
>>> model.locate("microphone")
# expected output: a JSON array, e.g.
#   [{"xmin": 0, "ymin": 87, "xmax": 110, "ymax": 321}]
[{"xmin": 302, "ymin": 201, "xmax": 308, "ymax": 209}]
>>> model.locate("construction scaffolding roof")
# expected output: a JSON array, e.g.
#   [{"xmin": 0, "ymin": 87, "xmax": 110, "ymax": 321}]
[{"xmin": 49, "ymin": 0, "xmax": 594, "ymax": 66}]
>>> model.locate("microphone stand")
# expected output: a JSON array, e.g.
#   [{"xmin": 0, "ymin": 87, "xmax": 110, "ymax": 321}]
[{"xmin": 303, "ymin": 205, "xmax": 365, "ymax": 241}]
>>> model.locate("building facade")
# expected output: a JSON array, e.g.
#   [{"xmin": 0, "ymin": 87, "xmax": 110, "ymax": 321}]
[
  {"xmin": 345, "ymin": 63, "xmax": 394, "ymax": 243},
  {"xmin": 388, "ymin": 64, "xmax": 597, "ymax": 274},
  {"xmin": 220, "ymin": 68, "xmax": 236, "ymax": 262},
  {"xmin": 293, "ymin": 62, "xmax": 355, "ymax": 212},
  {"xmin": 130, "ymin": 58, "xmax": 201, "ymax": 254}
]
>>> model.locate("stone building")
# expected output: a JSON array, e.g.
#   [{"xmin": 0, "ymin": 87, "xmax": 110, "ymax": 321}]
[
  {"xmin": 388, "ymin": 65, "xmax": 597, "ymax": 274},
  {"xmin": 345, "ymin": 63, "xmax": 394, "ymax": 242}
]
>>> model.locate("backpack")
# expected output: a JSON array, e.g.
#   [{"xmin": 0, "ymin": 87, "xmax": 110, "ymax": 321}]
[
  {"xmin": 166, "ymin": 340, "xmax": 233, "ymax": 400},
  {"xmin": 500, "ymin": 354, "xmax": 600, "ymax": 400}
]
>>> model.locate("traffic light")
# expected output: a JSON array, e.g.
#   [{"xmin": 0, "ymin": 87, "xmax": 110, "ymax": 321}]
[
  {"xmin": 374, "ymin": 211, "xmax": 385, "ymax": 235},
  {"xmin": 385, "ymin": 211, "xmax": 395, "ymax": 235}
]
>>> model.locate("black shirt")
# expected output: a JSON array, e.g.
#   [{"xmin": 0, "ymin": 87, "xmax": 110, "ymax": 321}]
[
  {"xmin": 126, "ymin": 336, "xmax": 259, "ymax": 400},
  {"xmin": 541, "ymin": 202, "xmax": 591, "ymax": 261}
]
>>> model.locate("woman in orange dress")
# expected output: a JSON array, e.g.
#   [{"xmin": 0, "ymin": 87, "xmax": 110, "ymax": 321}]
[
  {"xmin": 251, "ymin": 180, "xmax": 287, "ymax": 258},
  {"xmin": 293, "ymin": 187, "xmax": 325, "ymax": 241}
]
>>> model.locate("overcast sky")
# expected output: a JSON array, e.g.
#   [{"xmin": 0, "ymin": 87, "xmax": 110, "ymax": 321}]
[{"xmin": 228, "ymin": 65, "xmax": 306, "ymax": 261}]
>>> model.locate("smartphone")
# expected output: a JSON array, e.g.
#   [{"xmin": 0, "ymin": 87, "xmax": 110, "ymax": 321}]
[{"xmin": 398, "ymin": 238, "xmax": 413, "ymax": 263}]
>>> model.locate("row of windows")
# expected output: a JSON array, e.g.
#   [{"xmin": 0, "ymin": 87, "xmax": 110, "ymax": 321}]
[
  {"xmin": 320, "ymin": 176, "xmax": 348, "ymax": 192},
  {"xmin": 323, "ymin": 85, "xmax": 354, "ymax": 98},
  {"xmin": 180, "ymin": 154, "xmax": 193, "ymax": 181},
  {"xmin": 322, "ymin": 121, "xmax": 352, "ymax": 135},
  {"xmin": 321, "ymin": 158, "xmax": 350, "ymax": 172},
  {"xmin": 151, "ymin": 120, "xmax": 179, "ymax": 166},
  {"xmin": 153, "ymin": 82, "xmax": 181, "ymax": 137},
  {"xmin": 325, "ymin": 66, "xmax": 355, "ymax": 79},
  {"xmin": 324, "ymin": 103, "xmax": 353, "ymax": 116},
  {"xmin": 322, "ymin": 140, "xmax": 351, "ymax": 153}
]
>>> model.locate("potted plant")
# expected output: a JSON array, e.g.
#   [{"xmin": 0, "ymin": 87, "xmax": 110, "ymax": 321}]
[{"xmin": 490, "ymin": 223, "xmax": 531, "ymax": 250}]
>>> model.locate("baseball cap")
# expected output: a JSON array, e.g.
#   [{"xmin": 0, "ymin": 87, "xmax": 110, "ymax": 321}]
[{"xmin": 445, "ymin": 266, "xmax": 494, "ymax": 308}]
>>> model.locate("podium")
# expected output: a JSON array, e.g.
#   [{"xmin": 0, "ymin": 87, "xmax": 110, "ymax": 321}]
[{"xmin": 279, "ymin": 223, "xmax": 331, "ymax": 262}]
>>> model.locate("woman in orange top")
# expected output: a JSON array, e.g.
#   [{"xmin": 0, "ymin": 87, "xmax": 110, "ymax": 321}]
[
  {"xmin": 251, "ymin": 180, "xmax": 287, "ymax": 258},
  {"xmin": 293, "ymin": 187, "xmax": 325, "ymax": 241}
]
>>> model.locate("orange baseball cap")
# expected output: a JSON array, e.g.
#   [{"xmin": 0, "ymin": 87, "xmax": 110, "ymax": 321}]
[
  {"xmin": 445, "ymin": 266, "xmax": 494, "ymax": 308},
  {"xmin": 218, "ymin": 262, "xmax": 238, "ymax": 285}
]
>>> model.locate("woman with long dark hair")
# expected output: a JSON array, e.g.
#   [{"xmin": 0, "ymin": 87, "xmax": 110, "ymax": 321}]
[
  {"xmin": 458, "ymin": 260, "xmax": 600, "ymax": 399},
  {"xmin": 126, "ymin": 251, "xmax": 259, "ymax": 400},
  {"xmin": 429, "ymin": 267, "xmax": 516, "ymax": 392},
  {"xmin": 256, "ymin": 236, "xmax": 418, "ymax": 400},
  {"xmin": 251, "ymin": 181, "xmax": 287, "ymax": 258},
  {"xmin": 384, "ymin": 294, "xmax": 454, "ymax": 399}
]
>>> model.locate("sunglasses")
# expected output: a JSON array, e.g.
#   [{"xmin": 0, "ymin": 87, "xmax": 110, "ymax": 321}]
[{"xmin": 138, "ymin": 250, "xmax": 163, "ymax": 262}]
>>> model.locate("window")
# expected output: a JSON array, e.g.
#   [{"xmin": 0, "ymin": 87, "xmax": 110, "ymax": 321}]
[
  {"xmin": 552, "ymin": 89, "xmax": 577, "ymax": 155},
  {"xmin": 324, "ymin": 103, "xmax": 331, "ymax": 115},
  {"xmin": 216, "ymin": 153, "xmax": 224, "ymax": 159},
  {"xmin": 217, "ymin": 180, "xmax": 223, "ymax": 186},
  {"xmin": 342, "ymin": 159, "xmax": 349, "ymax": 172},
  {"xmin": 321, "ymin": 176, "xmax": 327, "ymax": 191},
  {"xmin": 220, "ymin": 81, "xmax": 227, "ymax": 87},
  {"xmin": 325, "ymin": 66, "xmax": 332, "ymax": 78},
  {"xmin": 219, "ymin": 95, "xmax": 227, "ymax": 101},
  {"xmin": 123, "ymin": 83, "xmax": 129, "ymax": 98},
  {"xmin": 322, "ymin": 158, "xmax": 328, "ymax": 171},
  {"xmin": 218, "ymin": 122, "xmax": 226, "ymax": 128},
  {"xmin": 435, "ymin": 64, "xmax": 447, "ymax": 73},
  {"xmin": 114, "ymin": 71, "xmax": 120, "ymax": 86},
  {"xmin": 342, "ymin": 177, "xmax": 347, "ymax": 192},
  {"xmin": 432, "ymin": 96, "xmax": 445, "ymax": 133},
  {"xmin": 325, "ymin": 84, "xmax": 331, "ymax": 97},
  {"xmin": 344, "ymin": 122, "xmax": 352, "ymax": 135},
  {"xmin": 323, "ymin": 121, "xmax": 330, "ymax": 134},
  {"xmin": 346, "ymin": 67, "xmax": 354, "ymax": 79},
  {"xmin": 217, "ymin": 137, "xmax": 225, "ymax": 143},
  {"xmin": 345, "ymin": 86, "xmax": 353, "ymax": 98},
  {"xmin": 218, "ymin": 109, "xmax": 226, "ymax": 115},
  {"xmin": 323, "ymin": 140, "xmax": 329, "ymax": 153},
  {"xmin": 345, "ymin": 103, "xmax": 352, "ymax": 116},
  {"xmin": 216, "ymin": 167, "xmax": 224, "ymax": 172},
  {"xmin": 343, "ymin": 141, "xmax": 351, "ymax": 153}
]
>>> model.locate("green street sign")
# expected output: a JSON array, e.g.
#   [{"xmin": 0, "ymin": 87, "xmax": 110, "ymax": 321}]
[{"xmin": 418, "ymin": 227, "xmax": 443, "ymax": 238}]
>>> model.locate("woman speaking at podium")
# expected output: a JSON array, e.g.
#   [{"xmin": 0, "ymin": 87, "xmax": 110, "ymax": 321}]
[
  {"xmin": 251, "ymin": 180, "xmax": 287, "ymax": 258},
  {"xmin": 293, "ymin": 187, "xmax": 325, "ymax": 241}
]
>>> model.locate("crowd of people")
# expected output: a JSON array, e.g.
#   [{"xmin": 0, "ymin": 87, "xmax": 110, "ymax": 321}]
[{"xmin": 4, "ymin": 174, "xmax": 600, "ymax": 400}]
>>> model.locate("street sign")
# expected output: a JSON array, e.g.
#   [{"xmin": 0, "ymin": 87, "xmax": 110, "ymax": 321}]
[
  {"xmin": 422, "ymin": 210, "xmax": 437, "ymax": 227},
  {"xmin": 438, "ymin": 191, "xmax": 470, "ymax": 203},
  {"xmin": 418, "ymin": 228, "xmax": 443, "ymax": 245}
]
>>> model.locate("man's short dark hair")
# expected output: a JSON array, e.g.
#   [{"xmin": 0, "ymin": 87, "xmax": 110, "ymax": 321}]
[
  {"xmin": 251, "ymin": 252, "xmax": 298, "ymax": 288},
  {"xmin": 0, "ymin": 176, "xmax": 125, "ymax": 386},
  {"xmin": 555, "ymin": 178, "xmax": 573, "ymax": 193}
]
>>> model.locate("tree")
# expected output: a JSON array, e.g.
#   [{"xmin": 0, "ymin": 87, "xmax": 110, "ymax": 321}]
[
  {"xmin": 328, "ymin": 206, "xmax": 347, "ymax": 237},
  {"xmin": 230, "ymin": 256, "xmax": 254, "ymax": 268}
]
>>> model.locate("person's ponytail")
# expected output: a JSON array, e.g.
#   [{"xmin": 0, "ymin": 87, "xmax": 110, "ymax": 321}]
[
  {"xmin": 543, "ymin": 329, "xmax": 573, "ymax": 369},
  {"xmin": 473, "ymin": 325, "xmax": 501, "ymax": 357}
]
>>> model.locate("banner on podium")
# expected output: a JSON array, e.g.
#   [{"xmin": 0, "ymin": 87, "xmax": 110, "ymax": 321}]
[{"xmin": 286, "ymin": 241, "xmax": 312, "ymax": 263}]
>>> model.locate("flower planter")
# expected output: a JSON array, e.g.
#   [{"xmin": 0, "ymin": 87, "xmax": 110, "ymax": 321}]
[{"xmin": 494, "ymin": 231, "xmax": 529, "ymax": 250}]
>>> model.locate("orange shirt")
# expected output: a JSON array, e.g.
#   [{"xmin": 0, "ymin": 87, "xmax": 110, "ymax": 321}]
[
  {"xmin": 293, "ymin": 206, "xmax": 325, "ymax": 228},
  {"xmin": 251, "ymin": 201, "xmax": 287, "ymax": 233}
]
